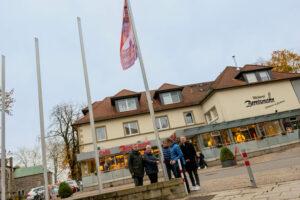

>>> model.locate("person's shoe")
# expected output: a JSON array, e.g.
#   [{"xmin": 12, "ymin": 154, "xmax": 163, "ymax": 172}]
[
  {"xmin": 195, "ymin": 185, "xmax": 200, "ymax": 190},
  {"xmin": 191, "ymin": 186, "xmax": 196, "ymax": 191},
  {"xmin": 204, "ymin": 166, "xmax": 207, "ymax": 169}
]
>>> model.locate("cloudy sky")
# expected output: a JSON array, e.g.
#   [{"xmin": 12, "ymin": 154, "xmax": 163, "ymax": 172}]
[{"xmin": 1, "ymin": 0, "xmax": 300, "ymax": 154}]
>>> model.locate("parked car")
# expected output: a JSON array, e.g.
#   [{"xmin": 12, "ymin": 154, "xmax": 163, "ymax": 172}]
[
  {"xmin": 66, "ymin": 180, "xmax": 80, "ymax": 192},
  {"xmin": 26, "ymin": 186, "xmax": 44, "ymax": 200}
]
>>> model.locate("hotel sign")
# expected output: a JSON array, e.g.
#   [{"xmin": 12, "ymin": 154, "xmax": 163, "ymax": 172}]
[{"xmin": 244, "ymin": 92, "xmax": 275, "ymax": 108}]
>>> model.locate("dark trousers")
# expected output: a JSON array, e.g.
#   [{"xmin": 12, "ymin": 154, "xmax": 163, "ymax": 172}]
[
  {"xmin": 175, "ymin": 166, "xmax": 190, "ymax": 193},
  {"xmin": 187, "ymin": 168, "xmax": 200, "ymax": 186},
  {"xmin": 133, "ymin": 176, "xmax": 143, "ymax": 186},
  {"xmin": 166, "ymin": 163, "xmax": 177, "ymax": 180},
  {"xmin": 148, "ymin": 173, "xmax": 158, "ymax": 184}
]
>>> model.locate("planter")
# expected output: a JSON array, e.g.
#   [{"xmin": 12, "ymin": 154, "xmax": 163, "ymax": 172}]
[{"xmin": 221, "ymin": 159, "xmax": 235, "ymax": 168}]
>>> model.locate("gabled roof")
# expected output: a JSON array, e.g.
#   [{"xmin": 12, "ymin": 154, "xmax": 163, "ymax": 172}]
[
  {"xmin": 73, "ymin": 64, "xmax": 300, "ymax": 126},
  {"xmin": 14, "ymin": 165, "xmax": 49, "ymax": 179}
]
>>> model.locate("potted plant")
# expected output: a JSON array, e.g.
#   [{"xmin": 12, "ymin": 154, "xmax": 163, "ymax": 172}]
[{"xmin": 220, "ymin": 146, "xmax": 235, "ymax": 167}]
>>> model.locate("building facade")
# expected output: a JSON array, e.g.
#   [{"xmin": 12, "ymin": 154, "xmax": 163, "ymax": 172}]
[{"xmin": 73, "ymin": 65, "xmax": 300, "ymax": 187}]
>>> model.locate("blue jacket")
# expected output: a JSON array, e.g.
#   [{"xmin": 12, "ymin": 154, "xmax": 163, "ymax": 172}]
[
  {"xmin": 143, "ymin": 151, "xmax": 159, "ymax": 175},
  {"xmin": 162, "ymin": 146, "xmax": 171, "ymax": 163},
  {"xmin": 170, "ymin": 143, "xmax": 186, "ymax": 168}
]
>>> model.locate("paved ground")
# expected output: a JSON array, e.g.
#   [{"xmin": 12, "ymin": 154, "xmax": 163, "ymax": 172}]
[
  {"xmin": 188, "ymin": 179, "xmax": 300, "ymax": 200},
  {"xmin": 70, "ymin": 144, "xmax": 300, "ymax": 199}
]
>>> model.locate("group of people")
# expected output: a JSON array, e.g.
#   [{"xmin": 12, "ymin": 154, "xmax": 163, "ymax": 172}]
[{"xmin": 127, "ymin": 136, "xmax": 207, "ymax": 193}]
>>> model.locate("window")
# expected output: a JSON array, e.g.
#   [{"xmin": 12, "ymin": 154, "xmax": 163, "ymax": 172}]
[
  {"xmin": 96, "ymin": 127, "xmax": 106, "ymax": 141},
  {"xmin": 155, "ymin": 116, "xmax": 169, "ymax": 130},
  {"xmin": 245, "ymin": 73, "xmax": 258, "ymax": 83},
  {"xmin": 160, "ymin": 91, "xmax": 182, "ymax": 105},
  {"xmin": 124, "ymin": 122, "xmax": 139, "ymax": 136},
  {"xmin": 184, "ymin": 112, "xmax": 194, "ymax": 125},
  {"xmin": 259, "ymin": 71, "xmax": 270, "ymax": 81},
  {"xmin": 116, "ymin": 98, "xmax": 138, "ymax": 112},
  {"xmin": 205, "ymin": 107, "xmax": 218, "ymax": 124}
]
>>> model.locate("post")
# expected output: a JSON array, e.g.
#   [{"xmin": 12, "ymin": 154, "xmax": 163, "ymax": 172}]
[
  {"xmin": 53, "ymin": 148, "xmax": 57, "ymax": 183},
  {"xmin": 178, "ymin": 159, "xmax": 188, "ymax": 195},
  {"xmin": 34, "ymin": 38, "xmax": 49, "ymax": 200},
  {"xmin": 76, "ymin": 17, "xmax": 103, "ymax": 193},
  {"xmin": 241, "ymin": 149, "xmax": 257, "ymax": 188},
  {"xmin": 1, "ymin": 55, "xmax": 6, "ymax": 200},
  {"xmin": 127, "ymin": 0, "xmax": 168, "ymax": 180}
]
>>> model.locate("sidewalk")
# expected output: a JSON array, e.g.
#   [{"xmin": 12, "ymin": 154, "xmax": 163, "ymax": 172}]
[{"xmin": 188, "ymin": 179, "xmax": 300, "ymax": 200}]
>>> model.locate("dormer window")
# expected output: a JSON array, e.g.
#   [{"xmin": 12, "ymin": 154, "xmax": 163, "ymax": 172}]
[
  {"xmin": 244, "ymin": 70, "xmax": 272, "ymax": 83},
  {"xmin": 160, "ymin": 91, "xmax": 182, "ymax": 105},
  {"xmin": 245, "ymin": 73, "xmax": 258, "ymax": 83},
  {"xmin": 115, "ymin": 98, "xmax": 138, "ymax": 112},
  {"xmin": 259, "ymin": 71, "xmax": 271, "ymax": 81}
]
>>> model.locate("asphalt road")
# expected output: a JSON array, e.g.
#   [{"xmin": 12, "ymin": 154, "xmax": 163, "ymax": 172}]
[{"xmin": 199, "ymin": 148, "xmax": 300, "ymax": 181}]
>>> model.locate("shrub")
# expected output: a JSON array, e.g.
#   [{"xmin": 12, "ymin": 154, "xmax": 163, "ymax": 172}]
[
  {"xmin": 220, "ymin": 146, "xmax": 234, "ymax": 162},
  {"xmin": 58, "ymin": 182, "xmax": 73, "ymax": 198}
]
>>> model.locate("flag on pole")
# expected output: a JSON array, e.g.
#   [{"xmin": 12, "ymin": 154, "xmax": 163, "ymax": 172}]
[{"xmin": 120, "ymin": 0, "xmax": 138, "ymax": 70}]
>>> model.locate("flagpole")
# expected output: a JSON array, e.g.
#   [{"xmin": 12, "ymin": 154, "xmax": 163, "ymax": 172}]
[
  {"xmin": 126, "ymin": 0, "xmax": 168, "ymax": 180},
  {"xmin": 76, "ymin": 17, "xmax": 103, "ymax": 193},
  {"xmin": 1, "ymin": 55, "xmax": 6, "ymax": 200},
  {"xmin": 34, "ymin": 38, "xmax": 49, "ymax": 200}
]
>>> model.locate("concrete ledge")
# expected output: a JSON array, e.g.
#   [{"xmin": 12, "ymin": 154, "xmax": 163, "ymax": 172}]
[{"xmin": 76, "ymin": 178, "xmax": 187, "ymax": 200}]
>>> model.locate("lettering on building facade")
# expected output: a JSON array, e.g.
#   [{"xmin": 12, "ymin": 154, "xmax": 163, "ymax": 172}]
[{"xmin": 245, "ymin": 92, "xmax": 275, "ymax": 107}]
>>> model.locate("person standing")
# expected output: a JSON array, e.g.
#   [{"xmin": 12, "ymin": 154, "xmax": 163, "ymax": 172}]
[
  {"xmin": 196, "ymin": 151, "xmax": 208, "ymax": 169},
  {"xmin": 180, "ymin": 136, "xmax": 200, "ymax": 191},
  {"xmin": 162, "ymin": 140, "xmax": 177, "ymax": 179},
  {"xmin": 143, "ymin": 145, "xmax": 160, "ymax": 184},
  {"xmin": 128, "ymin": 144, "xmax": 144, "ymax": 186},
  {"xmin": 166, "ymin": 138, "xmax": 190, "ymax": 193}
]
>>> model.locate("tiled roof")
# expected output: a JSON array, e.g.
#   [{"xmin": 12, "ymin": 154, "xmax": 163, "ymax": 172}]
[
  {"xmin": 14, "ymin": 165, "xmax": 47, "ymax": 178},
  {"xmin": 74, "ymin": 65, "xmax": 300, "ymax": 125}
]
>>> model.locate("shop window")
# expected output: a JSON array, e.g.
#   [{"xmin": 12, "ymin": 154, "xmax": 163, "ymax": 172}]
[
  {"xmin": 258, "ymin": 123, "xmax": 268, "ymax": 137},
  {"xmin": 96, "ymin": 127, "xmax": 106, "ymax": 141},
  {"xmin": 201, "ymin": 133, "xmax": 213, "ymax": 147},
  {"xmin": 116, "ymin": 98, "xmax": 138, "ymax": 112},
  {"xmin": 155, "ymin": 116, "xmax": 169, "ymax": 130},
  {"xmin": 247, "ymin": 125, "xmax": 258, "ymax": 140},
  {"xmin": 205, "ymin": 107, "xmax": 218, "ymax": 124},
  {"xmin": 160, "ymin": 91, "xmax": 182, "ymax": 105},
  {"xmin": 220, "ymin": 130, "xmax": 231, "ymax": 145},
  {"xmin": 184, "ymin": 112, "xmax": 194, "ymax": 125},
  {"xmin": 124, "ymin": 121, "xmax": 139, "ymax": 136},
  {"xmin": 115, "ymin": 154, "xmax": 125, "ymax": 169}
]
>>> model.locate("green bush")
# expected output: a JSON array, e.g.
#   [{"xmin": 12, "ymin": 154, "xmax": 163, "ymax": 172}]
[
  {"xmin": 220, "ymin": 146, "xmax": 234, "ymax": 162},
  {"xmin": 58, "ymin": 182, "xmax": 73, "ymax": 198}
]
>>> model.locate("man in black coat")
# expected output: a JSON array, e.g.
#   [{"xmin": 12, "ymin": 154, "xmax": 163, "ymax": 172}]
[
  {"xmin": 128, "ymin": 144, "xmax": 144, "ymax": 186},
  {"xmin": 180, "ymin": 136, "xmax": 200, "ymax": 191},
  {"xmin": 143, "ymin": 145, "xmax": 160, "ymax": 184}
]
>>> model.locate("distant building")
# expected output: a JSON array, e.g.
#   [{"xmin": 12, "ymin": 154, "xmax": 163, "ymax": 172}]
[
  {"xmin": 14, "ymin": 165, "xmax": 53, "ymax": 197},
  {"xmin": 0, "ymin": 162, "xmax": 52, "ymax": 199},
  {"xmin": 73, "ymin": 64, "xmax": 300, "ymax": 188}
]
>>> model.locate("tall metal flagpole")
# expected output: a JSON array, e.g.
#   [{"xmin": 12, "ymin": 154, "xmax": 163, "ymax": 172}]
[
  {"xmin": 34, "ymin": 38, "xmax": 49, "ymax": 200},
  {"xmin": 126, "ymin": 0, "xmax": 168, "ymax": 180},
  {"xmin": 1, "ymin": 55, "xmax": 6, "ymax": 200},
  {"xmin": 77, "ymin": 17, "xmax": 103, "ymax": 193}
]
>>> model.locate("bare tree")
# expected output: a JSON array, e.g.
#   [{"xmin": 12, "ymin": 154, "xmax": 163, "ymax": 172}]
[
  {"xmin": 48, "ymin": 103, "xmax": 82, "ymax": 180},
  {"xmin": 0, "ymin": 89, "xmax": 15, "ymax": 115},
  {"xmin": 14, "ymin": 146, "xmax": 41, "ymax": 167}
]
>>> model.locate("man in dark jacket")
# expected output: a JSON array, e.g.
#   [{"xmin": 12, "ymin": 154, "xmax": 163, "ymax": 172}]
[
  {"xmin": 143, "ymin": 145, "xmax": 160, "ymax": 184},
  {"xmin": 162, "ymin": 140, "xmax": 177, "ymax": 179},
  {"xmin": 128, "ymin": 144, "xmax": 144, "ymax": 186},
  {"xmin": 180, "ymin": 136, "xmax": 200, "ymax": 191}
]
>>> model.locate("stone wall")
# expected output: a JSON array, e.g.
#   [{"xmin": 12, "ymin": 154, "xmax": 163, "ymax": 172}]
[
  {"xmin": 77, "ymin": 178, "xmax": 187, "ymax": 200},
  {"xmin": 14, "ymin": 172, "xmax": 53, "ymax": 197}
]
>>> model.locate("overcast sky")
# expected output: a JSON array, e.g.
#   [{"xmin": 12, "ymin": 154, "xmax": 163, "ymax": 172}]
[{"xmin": 1, "ymin": 0, "xmax": 300, "ymax": 154}]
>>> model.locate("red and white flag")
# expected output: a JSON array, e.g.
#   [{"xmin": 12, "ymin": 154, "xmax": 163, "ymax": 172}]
[{"xmin": 120, "ymin": 0, "xmax": 138, "ymax": 70}]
